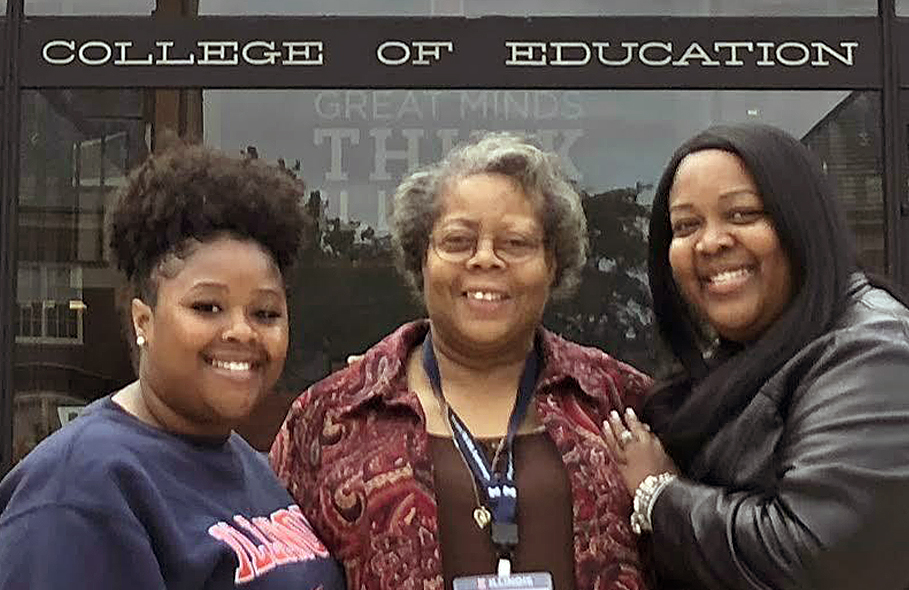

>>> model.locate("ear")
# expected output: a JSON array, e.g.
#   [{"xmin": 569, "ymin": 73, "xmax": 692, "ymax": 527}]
[{"xmin": 131, "ymin": 297, "xmax": 153, "ymax": 345}]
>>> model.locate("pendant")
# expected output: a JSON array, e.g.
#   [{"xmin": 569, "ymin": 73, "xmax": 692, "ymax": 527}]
[{"xmin": 473, "ymin": 506, "xmax": 491, "ymax": 529}]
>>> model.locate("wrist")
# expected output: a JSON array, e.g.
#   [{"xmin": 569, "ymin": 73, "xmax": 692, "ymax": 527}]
[{"xmin": 630, "ymin": 472, "xmax": 676, "ymax": 535}]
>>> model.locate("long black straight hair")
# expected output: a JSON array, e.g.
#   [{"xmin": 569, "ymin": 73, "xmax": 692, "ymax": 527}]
[{"xmin": 644, "ymin": 123, "xmax": 858, "ymax": 469}]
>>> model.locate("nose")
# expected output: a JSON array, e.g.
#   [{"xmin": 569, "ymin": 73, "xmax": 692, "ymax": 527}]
[
  {"xmin": 221, "ymin": 309, "xmax": 257, "ymax": 343},
  {"xmin": 466, "ymin": 235, "xmax": 506, "ymax": 268},
  {"xmin": 694, "ymin": 222, "xmax": 734, "ymax": 255}
]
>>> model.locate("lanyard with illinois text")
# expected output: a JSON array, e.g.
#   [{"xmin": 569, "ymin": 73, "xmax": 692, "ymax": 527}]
[{"xmin": 421, "ymin": 332, "xmax": 540, "ymax": 574}]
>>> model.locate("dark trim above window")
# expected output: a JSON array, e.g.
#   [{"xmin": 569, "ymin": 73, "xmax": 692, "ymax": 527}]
[{"xmin": 21, "ymin": 16, "xmax": 882, "ymax": 89}]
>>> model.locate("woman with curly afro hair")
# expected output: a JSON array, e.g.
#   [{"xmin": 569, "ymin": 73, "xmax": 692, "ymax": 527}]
[{"xmin": 0, "ymin": 143, "xmax": 345, "ymax": 590}]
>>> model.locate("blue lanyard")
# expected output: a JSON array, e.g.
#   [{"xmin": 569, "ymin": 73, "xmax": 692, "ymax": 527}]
[{"xmin": 421, "ymin": 331, "xmax": 540, "ymax": 555}]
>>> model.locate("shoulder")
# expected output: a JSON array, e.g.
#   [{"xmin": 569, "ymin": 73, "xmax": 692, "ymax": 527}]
[
  {"xmin": 540, "ymin": 328, "xmax": 652, "ymax": 386},
  {"xmin": 769, "ymin": 283, "xmax": 909, "ymax": 412},
  {"xmin": 291, "ymin": 320, "xmax": 427, "ymax": 415},
  {"xmin": 1, "ymin": 403, "xmax": 150, "ymax": 520},
  {"xmin": 801, "ymin": 283, "xmax": 909, "ymax": 365},
  {"xmin": 539, "ymin": 327, "xmax": 652, "ymax": 405},
  {"xmin": 837, "ymin": 283, "xmax": 909, "ymax": 337}
]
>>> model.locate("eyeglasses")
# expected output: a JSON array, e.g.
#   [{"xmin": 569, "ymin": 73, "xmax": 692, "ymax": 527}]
[{"xmin": 430, "ymin": 229, "xmax": 545, "ymax": 264}]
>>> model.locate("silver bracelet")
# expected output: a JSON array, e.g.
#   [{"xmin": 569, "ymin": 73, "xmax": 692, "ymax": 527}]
[{"xmin": 630, "ymin": 472, "xmax": 677, "ymax": 535}]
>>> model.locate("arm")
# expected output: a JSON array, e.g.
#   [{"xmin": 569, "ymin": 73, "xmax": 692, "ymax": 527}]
[
  {"xmin": 648, "ymin": 337, "xmax": 909, "ymax": 590},
  {"xmin": 0, "ymin": 505, "xmax": 166, "ymax": 589}
]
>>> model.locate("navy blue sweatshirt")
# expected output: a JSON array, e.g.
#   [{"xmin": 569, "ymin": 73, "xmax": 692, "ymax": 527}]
[{"xmin": 0, "ymin": 396, "xmax": 345, "ymax": 589}]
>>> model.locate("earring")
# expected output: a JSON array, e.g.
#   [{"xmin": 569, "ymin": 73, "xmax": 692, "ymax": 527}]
[{"xmin": 136, "ymin": 334, "xmax": 146, "ymax": 347}]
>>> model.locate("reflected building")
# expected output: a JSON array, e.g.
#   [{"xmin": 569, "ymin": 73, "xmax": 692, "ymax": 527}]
[{"xmin": 802, "ymin": 91, "xmax": 885, "ymax": 272}]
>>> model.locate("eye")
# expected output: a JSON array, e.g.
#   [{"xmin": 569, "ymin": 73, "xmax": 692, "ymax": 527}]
[
  {"xmin": 670, "ymin": 218, "xmax": 700, "ymax": 237},
  {"xmin": 254, "ymin": 308, "xmax": 284, "ymax": 322},
  {"xmin": 191, "ymin": 302, "xmax": 222, "ymax": 314},
  {"xmin": 729, "ymin": 208, "xmax": 765, "ymax": 223},
  {"xmin": 497, "ymin": 235, "xmax": 541, "ymax": 257},
  {"xmin": 436, "ymin": 231, "xmax": 476, "ymax": 253}
]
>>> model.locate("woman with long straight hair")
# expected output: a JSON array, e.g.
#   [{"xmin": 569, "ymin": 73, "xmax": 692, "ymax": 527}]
[{"xmin": 605, "ymin": 123, "xmax": 909, "ymax": 590}]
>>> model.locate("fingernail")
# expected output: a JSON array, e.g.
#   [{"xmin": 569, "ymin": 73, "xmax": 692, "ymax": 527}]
[
  {"xmin": 610, "ymin": 410, "xmax": 620, "ymax": 421},
  {"xmin": 625, "ymin": 407, "xmax": 636, "ymax": 418}
]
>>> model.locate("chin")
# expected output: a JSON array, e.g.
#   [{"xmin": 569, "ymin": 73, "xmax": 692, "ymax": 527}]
[
  {"xmin": 209, "ymin": 393, "xmax": 261, "ymax": 422},
  {"xmin": 465, "ymin": 327, "xmax": 529, "ymax": 350}
]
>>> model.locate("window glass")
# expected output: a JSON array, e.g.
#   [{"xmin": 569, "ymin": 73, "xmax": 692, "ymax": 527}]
[
  {"xmin": 14, "ymin": 89, "xmax": 147, "ymax": 464},
  {"xmin": 11, "ymin": 87, "xmax": 883, "ymax": 462},
  {"xmin": 200, "ymin": 0, "xmax": 874, "ymax": 16},
  {"xmin": 898, "ymin": 0, "xmax": 909, "ymax": 15},
  {"xmin": 204, "ymin": 88, "xmax": 883, "ymax": 384},
  {"xmin": 26, "ymin": 0, "xmax": 153, "ymax": 15}
]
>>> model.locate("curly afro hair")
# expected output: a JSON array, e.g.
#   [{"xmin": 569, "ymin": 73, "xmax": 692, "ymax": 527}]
[{"xmin": 108, "ymin": 142, "xmax": 312, "ymax": 306}]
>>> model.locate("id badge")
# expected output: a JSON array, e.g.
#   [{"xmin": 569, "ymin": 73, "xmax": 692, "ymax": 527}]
[{"xmin": 453, "ymin": 572, "xmax": 553, "ymax": 590}]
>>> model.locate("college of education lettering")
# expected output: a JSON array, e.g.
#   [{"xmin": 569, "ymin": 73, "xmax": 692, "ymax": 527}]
[
  {"xmin": 504, "ymin": 40, "xmax": 858, "ymax": 68},
  {"xmin": 42, "ymin": 39, "xmax": 325, "ymax": 66},
  {"xmin": 39, "ymin": 37, "xmax": 858, "ymax": 69}
]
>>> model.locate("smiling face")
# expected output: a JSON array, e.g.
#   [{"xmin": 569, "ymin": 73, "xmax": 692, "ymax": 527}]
[
  {"xmin": 667, "ymin": 149, "xmax": 794, "ymax": 343},
  {"xmin": 133, "ymin": 235, "xmax": 289, "ymax": 438},
  {"xmin": 422, "ymin": 172, "xmax": 555, "ymax": 359}
]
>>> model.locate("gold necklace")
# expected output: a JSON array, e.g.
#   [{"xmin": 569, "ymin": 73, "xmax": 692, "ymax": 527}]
[{"xmin": 441, "ymin": 401, "xmax": 503, "ymax": 530}]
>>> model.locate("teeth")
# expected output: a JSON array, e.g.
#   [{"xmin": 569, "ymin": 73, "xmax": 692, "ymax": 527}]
[
  {"xmin": 709, "ymin": 269, "xmax": 751, "ymax": 284},
  {"xmin": 210, "ymin": 359, "xmax": 253, "ymax": 372},
  {"xmin": 467, "ymin": 291, "xmax": 505, "ymax": 301}
]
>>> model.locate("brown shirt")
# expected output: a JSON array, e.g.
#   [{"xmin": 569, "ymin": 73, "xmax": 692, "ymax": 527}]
[{"xmin": 429, "ymin": 432, "xmax": 576, "ymax": 590}]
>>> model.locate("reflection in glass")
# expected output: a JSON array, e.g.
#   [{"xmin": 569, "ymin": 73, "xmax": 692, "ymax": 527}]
[
  {"xmin": 200, "ymin": 0, "xmax": 874, "ymax": 16},
  {"xmin": 14, "ymin": 90, "xmax": 147, "ymax": 464},
  {"xmin": 26, "ymin": 0, "xmax": 153, "ymax": 15},
  {"xmin": 204, "ymin": 88, "xmax": 883, "ymax": 381},
  {"xmin": 802, "ymin": 92, "xmax": 883, "ymax": 273},
  {"xmin": 898, "ymin": 0, "xmax": 909, "ymax": 15}
]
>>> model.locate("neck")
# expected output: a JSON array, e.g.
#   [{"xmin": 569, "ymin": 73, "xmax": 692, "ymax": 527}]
[
  {"xmin": 113, "ymin": 378, "xmax": 230, "ymax": 441},
  {"xmin": 429, "ymin": 330, "xmax": 534, "ymax": 397}
]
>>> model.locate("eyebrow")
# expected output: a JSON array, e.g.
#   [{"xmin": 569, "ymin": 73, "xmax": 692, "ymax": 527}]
[
  {"xmin": 437, "ymin": 217, "xmax": 542, "ymax": 232},
  {"xmin": 669, "ymin": 189, "xmax": 760, "ymax": 212},
  {"xmin": 188, "ymin": 281, "xmax": 283, "ymax": 297}
]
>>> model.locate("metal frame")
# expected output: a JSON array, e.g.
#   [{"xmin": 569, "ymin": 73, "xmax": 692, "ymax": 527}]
[
  {"xmin": 1, "ymin": 0, "xmax": 22, "ymax": 478},
  {"xmin": 0, "ymin": 2, "xmax": 906, "ymax": 476}
]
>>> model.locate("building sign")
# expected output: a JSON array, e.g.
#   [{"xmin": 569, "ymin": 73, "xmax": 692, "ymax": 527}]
[{"xmin": 22, "ymin": 16, "xmax": 879, "ymax": 88}]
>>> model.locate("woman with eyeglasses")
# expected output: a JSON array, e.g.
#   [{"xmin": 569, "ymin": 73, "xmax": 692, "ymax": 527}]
[{"xmin": 270, "ymin": 132, "xmax": 651, "ymax": 590}]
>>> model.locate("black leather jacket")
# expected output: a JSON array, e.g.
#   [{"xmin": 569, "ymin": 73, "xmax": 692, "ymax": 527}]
[{"xmin": 650, "ymin": 276, "xmax": 909, "ymax": 590}]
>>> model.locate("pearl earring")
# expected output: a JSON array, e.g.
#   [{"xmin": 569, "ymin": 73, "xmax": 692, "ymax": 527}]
[{"xmin": 136, "ymin": 334, "xmax": 146, "ymax": 347}]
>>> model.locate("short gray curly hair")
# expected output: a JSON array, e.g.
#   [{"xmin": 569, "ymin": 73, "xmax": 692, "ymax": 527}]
[{"xmin": 391, "ymin": 131, "xmax": 588, "ymax": 301}]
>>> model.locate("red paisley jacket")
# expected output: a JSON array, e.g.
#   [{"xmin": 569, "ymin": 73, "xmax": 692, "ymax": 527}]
[{"xmin": 271, "ymin": 321, "xmax": 652, "ymax": 590}]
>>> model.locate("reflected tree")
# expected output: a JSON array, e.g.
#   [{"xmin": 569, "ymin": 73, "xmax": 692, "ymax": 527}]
[{"xmin": 545, "ymin": 183, "xmax": 658, "ymax": 372}]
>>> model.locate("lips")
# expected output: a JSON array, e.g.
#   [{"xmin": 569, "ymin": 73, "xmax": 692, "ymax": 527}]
[
  {"xmin": 464, "ymin": 289, "xmax": 509, "ymax": 301},
  {"xmin": 203, "ymin": 353, "xmax": 263, "ymax": 374},
  {"xmin": 698, "ymin": 265, "xmax": 755, "ymax": 295},
  {"xmin": 208, "ymin": 359, "xmax": 254, "ymax": 372},
  {"xmin": 704, "ymin": 267, "xmax": 753, "ymax": 285}
]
